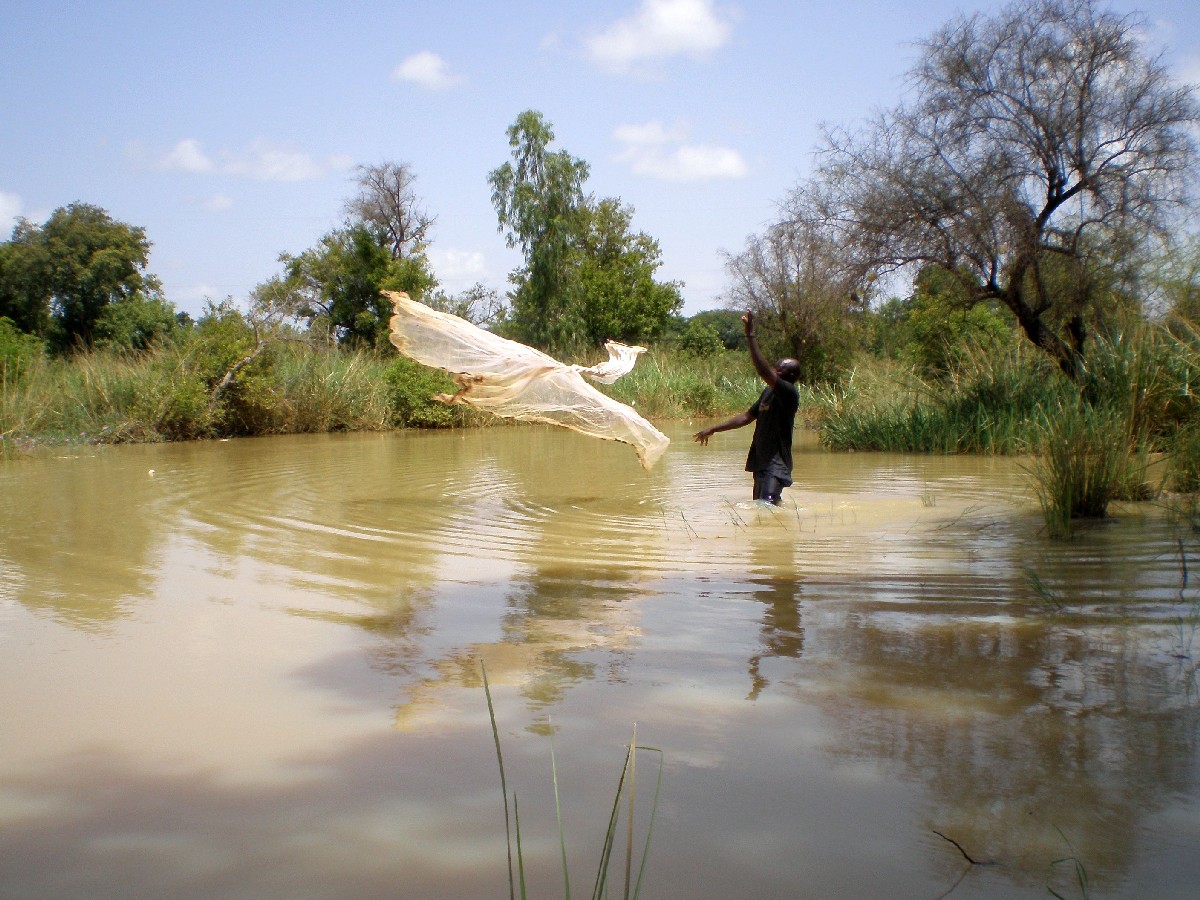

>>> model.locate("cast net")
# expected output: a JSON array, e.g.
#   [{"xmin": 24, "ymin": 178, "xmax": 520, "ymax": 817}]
[{"xmin": 386, "ymin": 291, "xmax": 670, "ymax": 470}]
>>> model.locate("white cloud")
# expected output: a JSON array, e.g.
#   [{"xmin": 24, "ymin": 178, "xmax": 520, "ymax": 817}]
[
  {"xmin": 0, "ymin": 191, "xmax": 22, "ymax": 234},
  {"xmin": 158, "ymin": 138, "xmax": 350, "ymax": 182},
  {"xmin": 613, "ymin": 120, "xmax": 748, "ymax": 181},
  {"xmin": 586, "ymin": 0, "xmax": 734, "ymax": 73},
  {"xmin": 429, "ymin": 248, "xmax": 491, "ymax": 290},
  {"xmin": 160, "ymin": 138, "xmax": 215, "ymax": 174},
  {"xmin": 392, "ymin": 51, "xmax": 464, "ymax": 90}
]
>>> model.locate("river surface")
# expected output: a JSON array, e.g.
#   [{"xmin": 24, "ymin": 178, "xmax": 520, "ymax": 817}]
[{"xmin": 1, "ymin": 422, "xmax": 1198, "ymax": 898}]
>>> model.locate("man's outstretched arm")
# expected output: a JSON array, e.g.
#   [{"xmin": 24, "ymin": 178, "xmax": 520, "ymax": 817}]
[{"xmin": 694, "ymin": 410, "xmax": 754, "ymax": 445}]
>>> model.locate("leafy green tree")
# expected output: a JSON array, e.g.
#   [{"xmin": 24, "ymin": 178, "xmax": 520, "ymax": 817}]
[
  {"xmin": 489, "ymin": 110, "xmax": 591, "ymax": 352},
  {"xmin": 686, "ymin": 309, "xmax": 747, "ymax": 350},
  {"xmin": 0, "ymin": 225, "xmax": 53, "ymax": 336},
  {"xmin": 679, "ymin": 319, "xmax": 724, "ymax": 357},
  {"xmin": 276, "ymin": 224, "xmax": 436, "ymax": 348},
  {"xmin": 902, "ymin": 266, "xmax": 1014, "ymax": 374},
  {"xmin": 94, "ymin": 297, "xmax": 182, "ymax": 351},
  {"xmin": 0, "ymin": 204, "xmax": 163, "ymax": 350},
  {"xmin": 574, "ymin": 198, "xmax": 682, "ymax": 345},
  {"xmin": 489, "ymin": 110, "xmax": 681, "ymax": 353},
  {"xmin": 263, "ymin": 163, "xmax": 438, "ymax": 348}
]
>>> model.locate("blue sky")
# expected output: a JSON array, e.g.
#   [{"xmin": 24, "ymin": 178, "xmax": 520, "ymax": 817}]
[{"xmin": 3, "ymin": 0, "xmax": 1198, "ymax": 319}]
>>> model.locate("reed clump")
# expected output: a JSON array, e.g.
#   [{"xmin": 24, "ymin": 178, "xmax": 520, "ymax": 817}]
[
  {"xmin": 812, "ymin": 317, "xmax": 1200, "ymax": 536},
  {"xmin": 812, "ymin": 341, "xmax": 1064, "ymax": 454}
]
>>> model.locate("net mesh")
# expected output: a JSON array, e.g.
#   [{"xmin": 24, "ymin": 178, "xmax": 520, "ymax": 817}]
[{"xmin": 386, "ymin": 292, "xmax": 670, "ymax": 470}]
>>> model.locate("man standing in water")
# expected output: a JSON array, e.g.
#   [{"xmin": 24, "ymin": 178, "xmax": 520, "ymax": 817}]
[{"xmin": 693, "ymin": 310, "xmax": 801, "ymax": 505}]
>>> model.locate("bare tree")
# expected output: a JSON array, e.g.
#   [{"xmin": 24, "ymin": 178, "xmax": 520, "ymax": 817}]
[
  {"xmin": 725, "ymin": 214, "xmax": 870, "ymax": 381},
  {"xmin": 345, "ymin": 161, "xmax": 435, "ymax": 260},
  {"xmin": 803, "ymin": 0, "xmax": 1198, "ymax": 377}
]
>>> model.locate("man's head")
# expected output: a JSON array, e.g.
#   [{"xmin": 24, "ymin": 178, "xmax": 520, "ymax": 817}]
[{"xmin": 774, "ymin": 358, "xmax": 801, "ymax": 383}]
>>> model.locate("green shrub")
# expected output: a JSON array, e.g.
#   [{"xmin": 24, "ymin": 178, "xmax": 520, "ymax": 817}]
[
  {"xmin": 384, "ymin": 357, "xmax": 463, "ymax": 428},
  {"xmin": 0, "ymin": 316, "xmax": 45, "ymax": 386},
  {"xmin": 678, "ymin": 320, "xmax": 724, "ymax": 358},
  {"xmin": 93, "ymin": 298, "xmax": 182, "ymax": 351}
]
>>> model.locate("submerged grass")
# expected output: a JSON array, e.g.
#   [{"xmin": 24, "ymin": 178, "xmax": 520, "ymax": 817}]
[{"xmin": 481, "ymin": 662, "xmax": 663, "ymax": 900}]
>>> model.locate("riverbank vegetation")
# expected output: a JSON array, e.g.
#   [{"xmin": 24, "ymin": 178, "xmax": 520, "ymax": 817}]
[{"xmin": 3, "ymin": 0, "xmax": 1200, "ymax": 538}]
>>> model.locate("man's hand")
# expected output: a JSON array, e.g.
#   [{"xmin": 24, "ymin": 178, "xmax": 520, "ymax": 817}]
[
  {"xmin": 693, "ymin": 428, "xmax": 714, "ymax": 446},
  {"xmin": 742, "ymin": 309, "xmax": 755, "ymax": 334}
]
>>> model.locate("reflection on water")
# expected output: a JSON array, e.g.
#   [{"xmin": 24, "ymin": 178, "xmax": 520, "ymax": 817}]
[{"xmin": 1, "ymin": 424, "xmax": 1198, "ymax": 897}]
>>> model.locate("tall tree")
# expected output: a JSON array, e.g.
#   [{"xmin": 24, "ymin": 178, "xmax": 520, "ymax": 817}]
[
  {"xmin": 277, "ymin": 224, "xmax": 420, "ymax": 347},
  {"xmin": 264, "ymin": 163, "xmax": 438, "ymax": 347},
  {"xmin": 0, "ymin": 203, "xmax": 162, "ymax": 349},
  {"xmin": 724, "ymin": 217, "xmax": 869, "ymax": 382},
  {"xmin": 489, "ymin": 110, "xmax": 591, "ymax": 351},
  {"xmin": 344, "ymin": 162, "xmax": 434, "ymax": 261},
  {"xmin": 801, "ymin": 0, "xmax": 1198, "ymax": 377},
  {"xmin": 574, "ymin": 198, "xmax": 682, "ymax": 346},
  {"xmin": 489, "ymin": 111, "xmax": 681, "ymax": 352}
]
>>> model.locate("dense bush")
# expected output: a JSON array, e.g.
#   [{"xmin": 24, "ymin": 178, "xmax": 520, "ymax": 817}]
[
  {"xmin": 0, "ymin": 316, "xmax": 44, "ymax": 386},
  {"xmin": 384, "ymin": 357, "xmax": 467, "ymax": 428},
  {"xmin": 678, "ymin": 319, "xmax": 724, "ymax": 358}
]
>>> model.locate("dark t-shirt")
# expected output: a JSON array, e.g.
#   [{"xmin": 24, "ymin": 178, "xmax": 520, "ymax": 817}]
[{"xmin": 744, "ymin": 379, "xmax": 800, "ymax": 478}]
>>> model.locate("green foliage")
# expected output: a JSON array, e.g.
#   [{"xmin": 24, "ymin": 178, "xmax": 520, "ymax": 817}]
[
  {"xmin": 686, "ymin": 309, "xmax": 746, "ymax": 350},
  {"xmin": 489, "ymin": 111, "xmax": 681, "ymax": 355},
  {"xmin": 869, "ymin": 265, "xmax": 1015, "ymax": 374},
  {"xmin": 383, "ymin": 357, "xmax": 465, "ymax": 428},
  {"xmin": 815, "ymin": 344, "xmax": 1068, "ymax": 454},
  {"xmin": 1029, "ymin": 398, "xmax": 1147, "ymax": 539},
  {"xmin": 94, "ymin": 297, "xmax": 182, "ymax": 351},
  {"xmin": 0, "ymin": 204, "xmax": 164, "ymax": 351},
  {"xmin": 604, "ymin": 347, "xmax": 759, "ymax": 418},
  {"xmin": 574, "ymin": 198, "xmax": 682, "ymax": 346},
  {"xmin": 1167, "ymin": 420, "xmax": 1200, "ymax": 493},
  {"xmin": 678, "ymin": 319, "xmax": 724, "ymax": 358},
  {"xmin": 0, "ymin": 316, "xmax": 45, "ymax": 386},
  {"xmin": 490, "ymin": 110, "xmax": 591, "ymax": 353},
  {"xmin": 0, "ymin": 229, "xmax": 53, "ymax": 335},
  {"xmin": 280, "ymin": 225, "xmax": 398, "ymax": 348}
]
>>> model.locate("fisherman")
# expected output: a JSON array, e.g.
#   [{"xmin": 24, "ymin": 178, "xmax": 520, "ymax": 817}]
[{"xmin": 693, "ymin": 310, "xmax": 801, "ymax": 505}]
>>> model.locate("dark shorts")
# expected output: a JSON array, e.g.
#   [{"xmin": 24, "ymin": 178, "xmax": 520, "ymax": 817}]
[{"xmin": 752, "ymin": 455, "xmax": 792, "ymax": 505}]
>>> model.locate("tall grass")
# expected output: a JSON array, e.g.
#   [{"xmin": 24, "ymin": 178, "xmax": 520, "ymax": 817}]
[
  {"xmin": 813, "ymin": 342, "xmax": 1064, "ymax": 454},
  {"xmin": 0, "ymin": 339, "xmax": 466, "ymax": 454},
  {"xmin": 2, "ymin": 340, "xmax": 759, "ymax": 457},
  {"xmin": 482, "ymin": 663, "xmax": 662, "ymax": 900},
  {"xmin": 603, "ymin": 347, "xmax": 760, "ymax": 419},
  {"xmin": 1028, "ymin": 397, "xmax": 1147, "ymax": 538},
  {"xmin": 813, "ymin": 319, "xmax": 1200, "ymax": 536}
]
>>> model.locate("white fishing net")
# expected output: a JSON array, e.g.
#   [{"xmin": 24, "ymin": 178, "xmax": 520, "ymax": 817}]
[{"xmin": 386, "ymin": 292, "xmax": 670, "ymax": 470}]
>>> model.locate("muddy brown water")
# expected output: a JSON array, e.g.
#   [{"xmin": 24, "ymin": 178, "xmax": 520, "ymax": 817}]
[{"xmin": 1, "ymin": 423, "xmax": 1198, "ymax": 898}]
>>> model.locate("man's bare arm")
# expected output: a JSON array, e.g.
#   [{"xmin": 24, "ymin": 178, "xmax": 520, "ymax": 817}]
[
  {"xmin": 743, "ymin": 310, "xmax": 777, "ymax": 388},
  {"xmin": 693, "ymin": 410, "xmax": 754, "ymax": 445}
]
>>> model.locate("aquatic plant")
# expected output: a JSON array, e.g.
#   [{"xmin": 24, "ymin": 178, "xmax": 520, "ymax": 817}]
[
  {"xmin": 812, "ymin": 343, "xmax": 1062, "ymax": 454},
  {"xmin": 481, "ymin": 662, "xmax": 663, "ymax": 900},
  {"xmin": 1027, "ymin": 397, "xmax": 1146, "ymax": 539}
]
